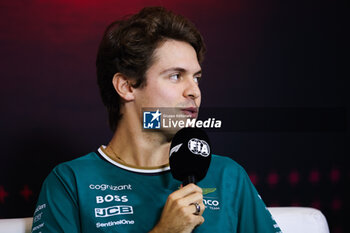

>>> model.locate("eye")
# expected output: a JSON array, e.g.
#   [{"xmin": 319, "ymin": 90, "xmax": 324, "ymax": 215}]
[
  {"xmin": 194, "ymin": 76, "xmax": 201, "ymax": 84},
  {"xmin": 169, "ymin": 73, "xmax": 180, "ymax": 82}
]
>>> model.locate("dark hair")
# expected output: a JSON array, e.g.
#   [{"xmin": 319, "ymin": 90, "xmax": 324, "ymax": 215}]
[{"xmin": 96, "ymin": 6, "xmax": 206, "ymax": 131}]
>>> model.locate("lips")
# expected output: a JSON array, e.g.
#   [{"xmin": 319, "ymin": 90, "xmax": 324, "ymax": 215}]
[{"xmin": 181, "ymin": 107, "xmax": 198, "ymax": 118}]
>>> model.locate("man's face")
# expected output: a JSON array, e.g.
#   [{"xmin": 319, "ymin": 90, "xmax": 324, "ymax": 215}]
[{"xmin": 134, "ymin": 39, "xmax": 202, "ymax": 117}]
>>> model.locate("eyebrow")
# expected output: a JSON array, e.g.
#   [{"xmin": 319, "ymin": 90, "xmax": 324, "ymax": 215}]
[{"xmin": 159, "ymin": 67, "xmax": 202, "ymax": 76}]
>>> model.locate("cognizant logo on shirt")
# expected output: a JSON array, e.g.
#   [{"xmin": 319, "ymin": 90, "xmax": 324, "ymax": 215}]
[{"xmin": 89, "ymin": 184, "xmax": 132, "ymax": 191}]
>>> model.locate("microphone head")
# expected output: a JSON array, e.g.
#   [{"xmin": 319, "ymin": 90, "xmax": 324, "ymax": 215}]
[{"xmin": 169, "ymin": 127, "xmax": 212, "ymax": 184}]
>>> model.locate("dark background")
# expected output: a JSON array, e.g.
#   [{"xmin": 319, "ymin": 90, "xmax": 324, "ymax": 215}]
[{"xmin": 0, "ymin": 0, "xmax": 347, "ymax": 232}]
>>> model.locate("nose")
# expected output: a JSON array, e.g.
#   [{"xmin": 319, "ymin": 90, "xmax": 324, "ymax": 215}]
[{"xmin": 183, "ymin": 77, "xmax": 201, "ymax": 101}]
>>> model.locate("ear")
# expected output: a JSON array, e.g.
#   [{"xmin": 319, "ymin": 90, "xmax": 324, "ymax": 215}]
[{"xmin": 112, "ymin": 73, "xmax": 135, "ymax": 102}]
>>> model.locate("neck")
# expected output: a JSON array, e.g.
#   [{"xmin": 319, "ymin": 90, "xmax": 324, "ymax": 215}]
[{"xmin": 106, "ymin": 116, "xmax": 172, "ymax": 168}]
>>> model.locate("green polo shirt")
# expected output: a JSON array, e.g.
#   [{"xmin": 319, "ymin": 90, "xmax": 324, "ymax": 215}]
[{"xmin": 32, "ymin": 146, "xmax": 281, "ymax": 233}]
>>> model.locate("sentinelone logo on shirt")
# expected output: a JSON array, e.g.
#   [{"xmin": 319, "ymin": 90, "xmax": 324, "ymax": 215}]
[{"xmin": 142, "ymin": 108, "xmax": 222, "ymax": 130}]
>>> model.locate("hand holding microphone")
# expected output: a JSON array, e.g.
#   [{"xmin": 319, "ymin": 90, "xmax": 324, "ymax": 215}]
[
  {"xmin": 150, "ymin": 128, "xmax": 212, "ymax": 233},
  {"xmin": 151, "ymin": 183, "xmax": 205, "ymax": 233}
]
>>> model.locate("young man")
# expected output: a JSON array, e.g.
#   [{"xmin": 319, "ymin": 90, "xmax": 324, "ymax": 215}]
[{"xmin": 32, "ymin": 7, "xmax": 281, "ymax": 233}]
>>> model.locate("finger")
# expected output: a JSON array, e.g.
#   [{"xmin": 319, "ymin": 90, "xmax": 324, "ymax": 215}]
[
  {"xmin": 194, "ymin": 215, "xmax": 205, "ymax": 226},
  {"xmin": 180, "ymin": 191, "xmax": 203, "ymax": 206},
  {"xmin": 194, "ymin": 202, "xmax": 205, "ymax": 215},
  {"xmin": 199, "ymin": 202, "xmax": 205, "ymax": 215},
  {"xmin": 182, "ymin": 183, "xmax": 202, "ymax": 193},
  {"xmin": 170, "ymin": 183, "xmax": 202, "ymax": 200},
  {"xmin": 190, "ymin": 202, "xmax": 201, "ymax": 215},
  {"xmin": 182, "ymin": 201, "xmax": 205, "ymax": 216}
]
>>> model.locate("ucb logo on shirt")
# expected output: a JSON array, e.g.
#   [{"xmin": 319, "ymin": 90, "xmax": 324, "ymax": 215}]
[
  {"xmin": 143, "ymin": 110, "xmax": 161, "ymax": 129},
  {"xmin": 95, "ymin": 205, "xmax": 133, "ymax": 217},
  {"xmin": 188, "ymin": 138, "xmax": 210, "ymax": 157}
]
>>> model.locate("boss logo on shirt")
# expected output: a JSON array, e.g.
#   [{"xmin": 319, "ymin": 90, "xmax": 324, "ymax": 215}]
[
  {"xmin": 96, "ymin": 195, "xmax": 128, "ymax": 204},
  {"xmin": 95, "ymin": 205, "xmax": 133, "ymax": 217}
]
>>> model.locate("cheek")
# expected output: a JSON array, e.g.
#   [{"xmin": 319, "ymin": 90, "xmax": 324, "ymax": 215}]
[
  {"xmin": 155, "ymin": 87, "xmax": 179, "ymax": 106},
  {"xmin": 140, "ymin": 84, "xmax": 179, "ymax": 107}
]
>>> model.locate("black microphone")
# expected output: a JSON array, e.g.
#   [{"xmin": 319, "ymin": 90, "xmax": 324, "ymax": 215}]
[{"xmin": 169, "ymin": 127, "xmax": 212, "ymax": 186}]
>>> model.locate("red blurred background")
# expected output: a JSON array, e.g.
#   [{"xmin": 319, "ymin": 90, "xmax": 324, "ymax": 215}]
[{"xmin": 0, "ymin": 0, "xmax": 346, "ymax": 232}]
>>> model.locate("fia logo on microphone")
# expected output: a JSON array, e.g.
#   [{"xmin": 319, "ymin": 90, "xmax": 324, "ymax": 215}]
[
  {"xmin": 188, "ymin": 138, "xmax": 210, "ymax": 157},
  {"xmin": 143, "ymin": 109, "xmax": 162, "ymax": 129}
]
